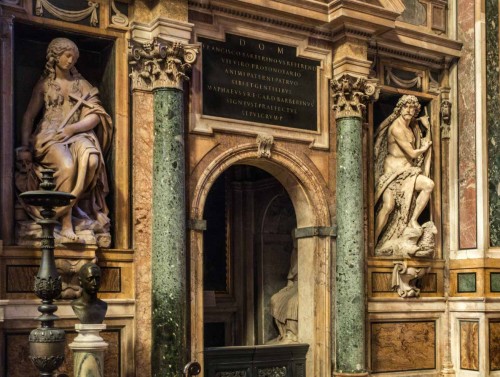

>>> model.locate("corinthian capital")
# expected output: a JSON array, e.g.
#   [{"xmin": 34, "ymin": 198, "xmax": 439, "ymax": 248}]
[
  {"xmin": 129, "ymin": 38, "xmax": 199, "ymax": 91},
  {"xmin": 331, "ymin": 74, "xmax": 379, "ymax": 120}
]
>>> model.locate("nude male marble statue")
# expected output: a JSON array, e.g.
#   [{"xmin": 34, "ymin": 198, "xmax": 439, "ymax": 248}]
[{"xmin": 374, "ymin": 95, "xmax": 436, "ymax": 257}]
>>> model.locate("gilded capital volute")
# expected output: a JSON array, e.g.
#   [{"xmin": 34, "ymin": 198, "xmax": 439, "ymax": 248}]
[
  {"xmin": 331, "ymin": 74, "xmax": 379, "ymax": 120},
  {"xmin": 128, "ymin": 37, "xmax": 199, "ymax": 91}
]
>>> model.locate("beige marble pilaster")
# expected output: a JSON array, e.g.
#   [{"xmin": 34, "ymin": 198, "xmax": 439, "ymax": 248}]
[{"xmin": 132, "ymin": 88, "xmax": 154, "ymax": 377}]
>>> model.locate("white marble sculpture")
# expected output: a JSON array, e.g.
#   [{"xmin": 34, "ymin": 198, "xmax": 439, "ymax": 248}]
[
  {"xmin": 374, "ymin": 95, "xmax": 436, "ymax": 258},
  {"xmin": 268, "ymin": 240, "xmax": 298, "ymax": 344},
  {"xmin": 16, "ymin": 37, "xmax": 112, "ymax": 247}
]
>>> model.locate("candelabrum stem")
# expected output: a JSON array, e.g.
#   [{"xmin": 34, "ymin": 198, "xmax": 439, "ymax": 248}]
[{"xmin": 20, "ymin": 169, "xmax": 75, "ymax": 376}]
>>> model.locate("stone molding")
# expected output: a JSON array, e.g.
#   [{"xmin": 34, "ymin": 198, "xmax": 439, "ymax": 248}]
[
  {"xmin": 128, "ymin": 37, "xmax": 199, "ymax": 91},
  {"xmin": 331, "ymin": 74, "xmax": 379, "ymax": 120}
]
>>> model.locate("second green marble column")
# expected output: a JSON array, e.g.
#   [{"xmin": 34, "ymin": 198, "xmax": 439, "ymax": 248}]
[
  {"xmin": 335, "ymin": 116, "xmax": 366, "ymax": 375},
  {"xmin": 331, "ymin": 74, "xmax": 377, "ymax": 376},
  {"xmin": 151, "ymin": 87, "xmax": 186, "ymax": 377}
]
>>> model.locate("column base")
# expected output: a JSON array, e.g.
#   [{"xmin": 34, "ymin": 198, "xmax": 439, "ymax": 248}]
[
  {"xmin": 333, "ymin": 372, "xmax": 369, "ymax": 377},
  {"xmin": 440, "ymin": 368, "xmax": 456, "ymax": 376}
]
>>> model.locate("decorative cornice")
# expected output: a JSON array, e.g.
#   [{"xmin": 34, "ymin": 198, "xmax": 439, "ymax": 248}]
[
  {"xmin": 129, "ymin": 38, "xmax": 199, "ymax": 91},
  {"xmin": 188, "ymin": 0, "xmax": 332, "ymax": 39},
  {"xmin": 331, "ymin": 74, "xmax": 379, "ymax": 120}
]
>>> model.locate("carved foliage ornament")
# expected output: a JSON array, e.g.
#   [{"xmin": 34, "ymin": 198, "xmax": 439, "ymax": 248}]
[
  {"xmin": 34, "ymin": 275, "xmax": 62, "ymax": 300},
  {"xmin": 129, "ymin": 38, "xmax": 199, "ymax": 91},
  {"xmin": 331, "ymin": 74, "xmax": 379, "ymax": 119},
  {"xmin": 257, "ymin": 367, "xmax": 286, "ymax": 377},
  {"xmin": 29, "ymin": 355, "xmax": 65, "ymax": 373}
]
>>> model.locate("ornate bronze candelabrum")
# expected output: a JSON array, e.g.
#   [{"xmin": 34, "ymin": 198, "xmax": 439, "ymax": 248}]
[{"xmin": 20, "ymin": 169, "xmax": 75, "ymax": 376}]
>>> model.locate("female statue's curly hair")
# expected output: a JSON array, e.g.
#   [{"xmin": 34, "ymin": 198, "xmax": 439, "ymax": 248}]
[{"xmin": 42, "ymin": 38, "xmax": 82, "ymax": 80}]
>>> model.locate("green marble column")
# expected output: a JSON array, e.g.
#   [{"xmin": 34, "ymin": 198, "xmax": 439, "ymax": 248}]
[
  {"xmin": 335, "ymin": 116, "xmax": 366, "ymax": 375},
  {"xmin": 151, "ymin": 87, "xmax": 186, "ymax": 377},
  {"xmin": 129, "ymin": 37, "xmax": 198, "ymax": 377},
  {"xmin": 331, "ymin": 74, "xmax": 377, "ymax": 376}
]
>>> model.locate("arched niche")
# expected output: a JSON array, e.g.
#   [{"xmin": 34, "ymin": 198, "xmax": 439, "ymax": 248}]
[{"xmin": 189, "ymin": 143, "xmax": 332, "ymax": 377}]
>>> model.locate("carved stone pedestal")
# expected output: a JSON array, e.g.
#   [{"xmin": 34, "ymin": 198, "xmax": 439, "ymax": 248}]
[{"xmin": 69, "ymin": 324, "xmax": 108, "ymax": 377}]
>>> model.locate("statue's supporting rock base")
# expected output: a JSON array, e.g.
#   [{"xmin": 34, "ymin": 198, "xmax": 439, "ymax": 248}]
[{"xmin": 69, "ymin": 324, "xmax": 108, "ymax": 377}]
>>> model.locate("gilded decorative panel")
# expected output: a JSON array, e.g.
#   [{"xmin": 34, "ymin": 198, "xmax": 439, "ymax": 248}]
[
  {"xmin": 371, "ymin": 321, "xmax": 436, "ymax": 373},
  {"xmin": 460, "ymin": 321, "xmax": 479, "ymax": 371},
  {"xmin": 100, "ymin": 267, "xmax": 122, "ymax": 292},
  {"xmin": 6, "ymin": 265, "xmax": 37, "ymax": 292}
]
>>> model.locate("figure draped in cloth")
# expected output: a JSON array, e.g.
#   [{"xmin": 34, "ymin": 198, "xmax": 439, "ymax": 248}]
[
  {"xmin": 374, "ymin": 95, "xmax": 436, "ymax": 257},
  {"xmin": 17, "ymin": 38, "xmax": 112, "ymax": 244}
]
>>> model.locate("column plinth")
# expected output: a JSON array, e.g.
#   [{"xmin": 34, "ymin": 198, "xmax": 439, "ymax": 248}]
[{"xmin": 69, "ymin": 324, "xmax": 108, "ymax": 377}]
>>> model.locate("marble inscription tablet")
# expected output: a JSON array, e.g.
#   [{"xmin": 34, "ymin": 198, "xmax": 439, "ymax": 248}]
[{"xmin": 199, "ymin": 33, "xmax": 320, "ymax": 131}]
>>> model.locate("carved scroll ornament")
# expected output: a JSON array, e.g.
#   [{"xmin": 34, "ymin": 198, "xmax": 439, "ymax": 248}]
[
  {"xmin": 129, "ymin": 38, "xmax": 199, "ymax": 91},
  {"xmin": 331, "ymin": 74, "xmax": 379, "ymax": 119},
  {"xmin": 111, "ymin": 0, "xmax": 128, "ymax": 27}
]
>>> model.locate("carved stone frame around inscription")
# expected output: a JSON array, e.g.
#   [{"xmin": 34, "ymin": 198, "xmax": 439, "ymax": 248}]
[{"xmin": 189, "ymin": 21, "xmax": 332, "ymax": 150}]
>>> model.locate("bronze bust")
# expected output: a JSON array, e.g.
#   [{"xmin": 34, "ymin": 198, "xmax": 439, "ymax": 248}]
[{"xmin": 71, "ymin": 262, "xmax": 108, "ymax": 324}]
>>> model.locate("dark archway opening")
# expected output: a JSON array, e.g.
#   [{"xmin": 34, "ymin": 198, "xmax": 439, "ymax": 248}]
[{"xmin": 203, "ymin": 165, "xmax": 297, "ymax": 347}]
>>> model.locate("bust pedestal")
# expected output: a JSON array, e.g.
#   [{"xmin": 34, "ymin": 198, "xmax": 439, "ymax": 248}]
[{"xmin": 69, "ymin": 324, "xmax": 108, "ymax": 377}]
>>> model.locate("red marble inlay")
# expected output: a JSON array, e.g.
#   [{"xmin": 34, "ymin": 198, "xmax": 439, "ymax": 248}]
[{"xmin": 457, "ymin": 0, "xmax": 477, "ymax": 249}]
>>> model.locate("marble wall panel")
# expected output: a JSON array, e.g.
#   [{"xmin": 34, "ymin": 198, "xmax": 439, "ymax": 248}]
[
  {"xmin": 457, "ymin": 0, "xmax": 477, "ymax": 249},
  {"xmin": 399, "ymin": 0, "xmax": 427, "ymax": 26},
  {"xmin": 370, "ymin": 321, "xmax": 436, "ymax": 373},
  {"xmin": 460, "ymin": 320, "xmax": 479, "ymax": 370},
  {"xmin": 5, "ymin": 330, "xmax": 120, "ymax": 376},
  {"xmin": 486, "ymin": 0, "xmax": 500, "ymax": 246},
  {"xmin": 490, "ymin": 321, "xmax": 500, "ymax": 371},
  {"xmin": 100, "ymin": 267, "xmax": 121, "ymax": 292},
  {"xmin": 6, "ymin": 265, "xmax": 37, "ymax": 292},
  {"xmin": 371, "ymin": 272, "xmax": 437, "ymax": 294},
  {"xmin": 457, "ymin": 272, "xmax": 477, "ymax": 293}
]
